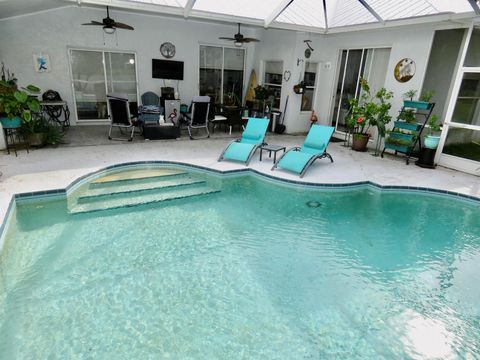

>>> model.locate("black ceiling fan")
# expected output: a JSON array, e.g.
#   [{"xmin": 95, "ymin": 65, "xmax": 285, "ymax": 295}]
[
  {"xmin": 82, "ymin": 7, "xmax": 134, "ymax": 33},
  {"xmin": 219, "ymin": 23, "xmax": 259, "ymax": 46}
]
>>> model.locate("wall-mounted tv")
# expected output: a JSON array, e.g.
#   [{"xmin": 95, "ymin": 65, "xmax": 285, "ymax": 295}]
[{"xmin": 152, "ymin": 59, "xmax": 184, "ymax": 80}]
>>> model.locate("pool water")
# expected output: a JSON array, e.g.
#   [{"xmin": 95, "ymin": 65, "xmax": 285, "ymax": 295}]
[{"xmin": 0, "ymin": 168, "xmax": 479, "ymax": 359}]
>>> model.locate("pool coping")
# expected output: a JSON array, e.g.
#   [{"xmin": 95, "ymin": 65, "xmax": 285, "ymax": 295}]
[{"xmin": 1, "ymin": 160, "xmax": 480, "ymax": 251}]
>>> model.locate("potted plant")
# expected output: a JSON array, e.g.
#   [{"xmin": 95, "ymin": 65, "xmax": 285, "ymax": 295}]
[
  {"xmin": 19, "ymin": 114, "xmax": 48, "ymax": 146},
  {"xmin": 403, "ymin": 89, "xmax": 434, "ymax": 110},
  {"xmin": 346, "ymin": 78, "xmax": 393, "ymax": 152},
  {"xmin": 423, "ymin": 114, "xmax": 442, "ymax": 149},
  {"xmin": 0, "ymin": 81, "xmax": 40, "ymax": 129}
]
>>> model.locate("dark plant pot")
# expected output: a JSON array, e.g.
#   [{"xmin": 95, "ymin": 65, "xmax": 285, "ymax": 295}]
[
  {"xmin": 27, "ymin": 132, "xmax": 46, "ymax": 146},
  {"xmin": 0, "ymin": 116, "xmax": 22, "ymax": 129},
  {"xmin": 352, "ymin": 133, "xmax": 370, "ymax": 151}
]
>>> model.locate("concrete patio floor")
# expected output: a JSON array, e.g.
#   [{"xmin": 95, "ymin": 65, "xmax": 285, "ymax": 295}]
[{"xmin": 1, "ymin": 125, "xmax": 479, "ymax": 225}]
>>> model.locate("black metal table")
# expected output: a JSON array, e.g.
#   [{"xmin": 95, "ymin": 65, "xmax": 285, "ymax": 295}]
[{"xmin": 259, "ymin": 144, "xmax": 286, "ymax": 163}]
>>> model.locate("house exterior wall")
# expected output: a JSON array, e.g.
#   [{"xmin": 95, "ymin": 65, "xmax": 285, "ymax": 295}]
[
  {"xmin": 0, "ymin": 5, "xmax": 466, "ymax": 150},
  {"xmin": 0, "ymin": 6, "xmax": 257, "ymax": 130},
  {"xmin": 252, "ymin": 23, "xmax": 464, "ymax": 134}
]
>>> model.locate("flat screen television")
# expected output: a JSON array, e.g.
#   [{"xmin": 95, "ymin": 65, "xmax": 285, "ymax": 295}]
[{"xmin": 152, "ymin": 59, "xmax": 184, "ymax": 80}]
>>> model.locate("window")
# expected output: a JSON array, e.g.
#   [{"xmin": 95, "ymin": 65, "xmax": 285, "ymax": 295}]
[
  {"xmin": 70, "ymin": 49, "xmax": 138, "ymax": 122},
  {"xmin": 301, "ymin": 62, "xmax": 317, "ymax": 111},
  {"xmin": 264, "ymin": 61, "xmax": 283, "ymax": 110},
  {"xmin": 199, "ymin": 45, "xmax": 245, "ymax": 106}
]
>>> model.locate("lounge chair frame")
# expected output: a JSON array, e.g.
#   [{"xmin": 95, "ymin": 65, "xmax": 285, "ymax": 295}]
[
  {"xmin": 217, "ymin": 139, "xmax": 264, "ymax": 166},
  {"xmin": 272, "ymin": 147, "xmax": 334, "ymax": 178}
]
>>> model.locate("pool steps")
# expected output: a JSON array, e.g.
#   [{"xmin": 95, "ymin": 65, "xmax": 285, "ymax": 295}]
[
  {"xmin": 68, "ymin": 169, "xmax": 221, "ymax": 214},
  {"xmin": 77, "ymin": 178, "xmax": 206, "ymax": 203}
]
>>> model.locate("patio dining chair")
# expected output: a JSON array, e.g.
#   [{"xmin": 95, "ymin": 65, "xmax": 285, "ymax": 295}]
[
  {"xmin": 107, "ymin": 93, "xmax": 137, "ymax": 141},
  {"xmin": 183, "ymin": 96, "xmax": 210, "ymax": 139},
  {"xmin": 272, "ymin": 124, "xmax": 335, "ymax": 177},
  {"xmin": 218, "ymin": 117, "xmax": 269, "ymax": 165}
]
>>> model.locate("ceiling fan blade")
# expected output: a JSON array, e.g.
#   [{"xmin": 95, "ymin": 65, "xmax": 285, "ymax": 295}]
[
  {"xmin": 113, "ymin": 22, "xmax": 134, "ymax": 30},
  {"xmin": 242, "ymin": 38, "xmax": 260, "ymax": 43},
  {"xmin": 82, "ymin": 21, "xmax": 105, "ymax": 26},
  {"xmin": 218, "ymin": 37, "xmax": 236, "ymax": 40}
]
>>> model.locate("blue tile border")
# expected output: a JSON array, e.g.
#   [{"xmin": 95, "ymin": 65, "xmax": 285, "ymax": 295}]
[{"xmin": 1, "ymin": 160, "xmax": 479, "ymax": 247}]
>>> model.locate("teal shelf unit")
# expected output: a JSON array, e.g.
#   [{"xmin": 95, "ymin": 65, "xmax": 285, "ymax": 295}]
[{"xmin": 382, "ymin": 101, "xmax": 435, "ymax": 164}]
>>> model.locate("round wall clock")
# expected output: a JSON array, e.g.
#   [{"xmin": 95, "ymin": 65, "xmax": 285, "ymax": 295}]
[
  {"xmin": 394, "ymin": 58, "xmax": 416, "ymax": 83},
  {"xmin": 160, "ymin": 42, "xmax": 176, "ymax": 59}
]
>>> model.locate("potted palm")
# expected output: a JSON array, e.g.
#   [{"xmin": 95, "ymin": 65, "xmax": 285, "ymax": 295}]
[{"xmin": 0, "ymin": 81, "xmax": 40, "ymax": 129}]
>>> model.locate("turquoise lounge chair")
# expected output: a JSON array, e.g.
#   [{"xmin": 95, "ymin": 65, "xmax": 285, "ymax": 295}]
[
  {"xmin": 218, "ymin": 117, "xmax": 269, "ymax": 165},
  {"xmin": 272, "ymin": 125, "xmax": 335, "ymax": 178}
]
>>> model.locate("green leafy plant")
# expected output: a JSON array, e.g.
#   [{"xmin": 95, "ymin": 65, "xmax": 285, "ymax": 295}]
[
  {"xmin": 43, "ymin": 123, "xmax": 64, "ymax": 146},
  {"xmin": 0, "ymin": 81, "xmax": 40, "ymax": 122},
  {"xmin": 254, "ymin": 85, "xmax": 270, "ymax": 101},
  {"xmin": 427, "ymin": 114, "xmax": 441, "ymax": 135},
  {"xmin": 398, "ymin": 109, "xmax": 417, "ymax": 124},
  {"xmin": 347, "ymin": 78, "xmax": 393, "ymax": 136},
  {"xmin": 385, "ymin": 136, "xmax": 413, "ymax": 147},
  {"xmin": 403, "ymin": 89, "xmax": 417, "ymax": 101},
  {"xmin": 419, "ymin": 90, "xmax": 435, "ymax": 103}
]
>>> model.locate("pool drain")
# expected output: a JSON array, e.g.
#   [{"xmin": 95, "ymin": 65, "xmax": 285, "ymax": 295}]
[{"xmin": 306, "ymin": 200, "xmax": 321, "ymax": 208}]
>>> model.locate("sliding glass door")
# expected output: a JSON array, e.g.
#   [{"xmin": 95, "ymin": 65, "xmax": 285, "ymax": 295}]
[
  {"xmin": 331, "ymin": 47, "xmax": 391, "ymax": 132},
  {"xmin": 70, "ymin": 49, "xmax": 138, "ymax": 122}
]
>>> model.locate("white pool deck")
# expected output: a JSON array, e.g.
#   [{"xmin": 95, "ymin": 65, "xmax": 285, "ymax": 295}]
[{"xmin": 0, "ymin": 127, "xmax": 479, "ymax": 227}]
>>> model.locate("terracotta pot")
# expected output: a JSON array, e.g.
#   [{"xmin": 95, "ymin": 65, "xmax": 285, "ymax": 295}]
[{"xmin": 352, "ymin": 133, "xmax": 370, "ymax": 152}]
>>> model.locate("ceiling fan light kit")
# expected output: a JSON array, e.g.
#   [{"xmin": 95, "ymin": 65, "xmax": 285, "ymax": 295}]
[
  {"xmin": 82, "ymin": 6, "xmax": 134, "ymax": 34},
  {"xmin": 219, "ymin": 23, "xmax": 260, "ymax": 46}
]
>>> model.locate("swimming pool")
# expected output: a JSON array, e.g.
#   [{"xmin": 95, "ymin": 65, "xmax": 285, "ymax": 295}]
[{"xmin": 0, "ymin": 164, "xmax": 479, "ymax": 358}]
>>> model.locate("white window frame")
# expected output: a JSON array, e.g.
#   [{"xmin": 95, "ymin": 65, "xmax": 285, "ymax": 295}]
[
  {"xmin": 198, "ymin": 43, "xmax": 246, "ymax": 104},
  {"xmin": 262, "ymin": 59, "xmax": 284, "ymax": 111},
  {"xmin": 301, "ymin": 61, "xmax": 319, "ymax": 113}
]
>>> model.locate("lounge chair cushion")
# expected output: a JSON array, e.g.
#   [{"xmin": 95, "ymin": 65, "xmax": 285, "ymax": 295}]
[
  {"xmin": 277, "ymin": 150, "xmax": 314, "ymax": 174},
  {"xmin": 223, "ymin": 142, "xmax": 256, "ymax": 162}
]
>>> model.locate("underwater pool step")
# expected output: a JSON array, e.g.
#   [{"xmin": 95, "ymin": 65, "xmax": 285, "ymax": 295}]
[
  {"xmin": 90, "ymin": 169, "xmax": 188, "ymax": 188},
  {"xmin": 70, "ymin": 185, "xmax": 221, "ymax": 214},
  {"xmin": 78, "ymin": 178, "xmax": 206, "ymax": 203}
]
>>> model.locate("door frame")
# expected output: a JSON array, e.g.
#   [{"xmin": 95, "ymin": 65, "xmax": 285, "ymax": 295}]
[{"xmin": 436, "ymin": 24, "xmax": 480, "ymax": 175}]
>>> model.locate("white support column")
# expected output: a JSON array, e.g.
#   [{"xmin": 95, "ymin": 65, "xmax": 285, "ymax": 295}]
[
  {"xmin": 183, "ymin": 0, "xmax": 196, "ymax": 18},
  {"xmin": 357, "ymin": 0, "xmax": 384, "ymax": 24},
  {"xmin": 264, "ymin": 0, "xmax": 295, "ymax": 28}
]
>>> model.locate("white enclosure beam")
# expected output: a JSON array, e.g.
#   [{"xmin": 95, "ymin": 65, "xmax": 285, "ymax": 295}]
[
  {"xmin": 183, "ymin": 0, "xmax": 196, "ymax": 18},
  {"xmin": 357, "ymin": 0, "xmax": 384, "ymax": 24},
  {"xmin": 264, "ymin": 0, "xmax": 294, "ymax": 28},
  {"xmin": 322, "ymin": 0, "xmax": 328, "ymax": 32},
  {"xmin": 467, "ymin": 0, "xmax": 480, "ymax": 15}
]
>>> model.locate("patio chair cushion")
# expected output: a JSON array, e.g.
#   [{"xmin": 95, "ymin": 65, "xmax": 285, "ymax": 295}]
[{"xmin": 223, "ymin": 142, "xmax": 256, "ymax": 162}]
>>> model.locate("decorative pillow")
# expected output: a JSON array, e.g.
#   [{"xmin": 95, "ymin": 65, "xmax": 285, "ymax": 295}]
[{"xmin": 303, "ymin": 138, "xmax": 325, "ymax": 150}]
